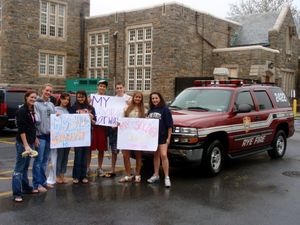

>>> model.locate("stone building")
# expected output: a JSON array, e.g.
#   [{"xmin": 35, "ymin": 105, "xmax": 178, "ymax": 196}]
[
  {"xmin": 0, "ymin": 1, "xmax": 299, "ymax": 101},
  {"xmin": 0, "ymin": 0, "xmax": 90, "ymax": 91},
  {"xmin": 85, "ymin": 3, "xmax": 300, "ymax": 100}
]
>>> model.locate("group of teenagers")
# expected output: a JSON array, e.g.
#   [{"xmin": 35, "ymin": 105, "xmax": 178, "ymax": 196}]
[{"xmin": 12, "ymin": 80, "xmax": 174, "ymax": 203}]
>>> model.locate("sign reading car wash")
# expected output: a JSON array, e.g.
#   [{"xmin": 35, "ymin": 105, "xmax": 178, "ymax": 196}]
[
  {"xmin": 117, "ymin": 118, "xmax": 159, "ymax": 151},
  {"xmin": 90, "ymin": 94, "xmax": 127, "ymax": 127},
  {"xmin": 50, "ymin": 114, "xmax": 91, "ymax": 148}
]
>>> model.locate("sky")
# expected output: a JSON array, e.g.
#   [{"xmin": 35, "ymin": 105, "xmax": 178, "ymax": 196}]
[{"xmin": 89, "ymin": 0, "xmax": 300, "ymax": 19}]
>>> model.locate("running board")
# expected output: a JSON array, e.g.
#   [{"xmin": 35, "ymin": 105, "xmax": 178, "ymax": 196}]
[{"xmin": 227, "ymin": 146, "xmax": 273, "ymax": 159}]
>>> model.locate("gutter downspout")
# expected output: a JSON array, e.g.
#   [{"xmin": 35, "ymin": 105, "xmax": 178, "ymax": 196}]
[{"xmin": 79, "ymin": 7, "xmax": 85, "ymax": 77}]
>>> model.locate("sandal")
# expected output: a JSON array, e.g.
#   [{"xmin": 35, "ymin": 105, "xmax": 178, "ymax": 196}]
[
  {"xmin": 104, "ymin": 172, "xmax": 116, "ymax": 178},
  {"xmin": 14, "ymin": 196, "xmax": 23, "ymax": 203},
  {"xmin": 135, "ymin": 175, "xmax": 141, "ymax": 183},
  {"xmin": 81, "ymin": 178, "xmax": 89, "ymax": 184},
  {"xmin": 119, "ymin": 175, "xmax": 133, "ymax": 183}
]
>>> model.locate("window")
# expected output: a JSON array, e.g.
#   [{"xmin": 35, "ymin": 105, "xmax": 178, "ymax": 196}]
[
  {"xmin": 127, "ymin": 26, "xmax": 152, "ymax": 91},
  {"xmin": 88, "ymin": 31, "xmax": 109, "ymax": 79},
  {"xmin": 40, "ymin": 1, "xmax": 66, "ymax": 38},
  {"xmin": 0, "ymin": 0, "xmax": 2, "ymax": 32},
  {"xmin": 269, "ymin": 88, "xmax": 290, "ymax": 108},
  {"xmin": 235, "ymin": 91, "xmax": 254, "ymax": 111},
  {"xmin": 254, "ymin": 91, "xmax": 273, "ymax": 110},
  {"xmin": 39, "ymin": 52, "xmax": 65, "ymax": 77}
]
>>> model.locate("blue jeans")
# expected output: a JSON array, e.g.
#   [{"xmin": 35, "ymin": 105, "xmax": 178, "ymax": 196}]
[
  {"xmin": 32, "ymin": 135, "xmax": 51, "ymax": 189},
  {"xmin": 56, "ymin": 148, "xmax": 70, "ymax": 175},
  {"xmin": 72, "ymin": 147, "xmax": 89, "ymax": 180},
  {"xmin": 12, "ymin": 142, "xmax": 34, "ymax": 197}
]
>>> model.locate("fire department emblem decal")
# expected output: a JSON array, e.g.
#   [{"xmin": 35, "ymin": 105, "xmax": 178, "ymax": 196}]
[{"xmin": 243, "ymin": 116, "xmax": 251, "ymax": 133}]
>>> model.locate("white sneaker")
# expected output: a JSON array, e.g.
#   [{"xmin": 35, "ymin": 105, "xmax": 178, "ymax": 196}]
[
  {"xmin": 164, "ymin": 176, "xmax": 171, "ymax": 188},
  {"xmin": 147, "ymin": 175, "xmax": 160, "ymax": 183}
]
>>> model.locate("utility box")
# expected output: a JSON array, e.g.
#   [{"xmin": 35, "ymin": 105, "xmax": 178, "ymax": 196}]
[{"xmin": 66, "ymin": 78, "xmax": 105, "ymax": 94}]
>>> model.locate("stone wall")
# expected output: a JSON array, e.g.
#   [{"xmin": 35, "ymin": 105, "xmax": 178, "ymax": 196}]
[
  {"xmin": 85, "ymin": 4, "xmax": 237, "ymax": 100},
  {"xmin": 0, "ymin": 0, "xmax": 89, "ymax": 91}
]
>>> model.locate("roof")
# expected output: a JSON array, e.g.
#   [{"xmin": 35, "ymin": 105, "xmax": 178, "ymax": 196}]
[{"xmin": 230, "ymin": 12, "xmax": 280, "ymax": 46}]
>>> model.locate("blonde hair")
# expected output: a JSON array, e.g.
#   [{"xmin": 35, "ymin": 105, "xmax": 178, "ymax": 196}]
[
  {"xmin": 40, "ymin": 83, "xmax": 53, "ymax": 94},
  {"xmin": 124, "ymin": 91, "xmax": 145, "ymax": 118}
]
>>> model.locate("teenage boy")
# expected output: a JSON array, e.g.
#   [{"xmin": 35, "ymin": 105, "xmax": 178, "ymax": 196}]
[
  {"xmin": 105, "ymin": 82, "xmax": 131, "ymax": 177},
  {"xmin": 88, "ymin": 79, "xmax": 108, "ymax": 176}
]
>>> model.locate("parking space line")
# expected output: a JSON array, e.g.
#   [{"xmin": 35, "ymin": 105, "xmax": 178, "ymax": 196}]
[{"xmin": 0, "ymin": 140, "xmax": 15, "ymax": 145}]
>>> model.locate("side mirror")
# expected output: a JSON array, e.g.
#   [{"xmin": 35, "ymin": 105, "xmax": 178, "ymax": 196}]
[{"xmin": 234, "ymin": 103, "xmax": 252, "ymax": 113}]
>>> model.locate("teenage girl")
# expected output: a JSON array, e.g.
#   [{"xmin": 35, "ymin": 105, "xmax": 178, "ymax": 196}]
[
  {"xmin": 147, "ymin": 92, "xmax": 173, "ymax": 188},
  {"xmin": 55, "ymin": 93, "xmax": 71, "ymax": 184},
  {"xmin": 70, "ymin": 90, "xmax": 96, "ymax": 184},
  {"xmin": 119, "ymin": 91, "xmax": 145, "ymax": 183},
  {"xmin": 12, "ymin": 90, "xmax": 39, "ymax": 202}
]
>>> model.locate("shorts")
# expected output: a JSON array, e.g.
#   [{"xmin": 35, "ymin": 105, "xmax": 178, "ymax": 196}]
[
  {"xmin": 91, "ymin": 126, "xmax": 107, "ymax": 151},
  {"xmin": 108, "ymin": 127, "xmax": 119, "ymax": 154},
  {"xmin": 158, "ymin": 136, "xmax": 167, "ymax": 145}
]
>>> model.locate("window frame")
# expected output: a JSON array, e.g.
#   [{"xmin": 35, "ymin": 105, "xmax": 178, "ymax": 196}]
[
  {"xmin": 87, "ymin": 30, "xmax": 109, "ymax": 79},
  {"xmin": 126, "ymin": 24, "xmax": 153, "ymax": 92},
  {"xmin": 39, "ymin": 51, "xmax": 66, "ymax": 77},
  {"xmin": 40, "ymin": 1, "xmax": 66, "ymax": 39}
]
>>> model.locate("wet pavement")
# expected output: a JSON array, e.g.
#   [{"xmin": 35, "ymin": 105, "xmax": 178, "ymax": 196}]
[{"xmin": 0, "ymin": 127, "xmax": 300, "ymax": 225}]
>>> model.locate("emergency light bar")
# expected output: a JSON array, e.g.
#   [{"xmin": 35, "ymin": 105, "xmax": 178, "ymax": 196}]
[{"xmin": 194, "ymin": 80, "xmax": 244, "ymax": 87}]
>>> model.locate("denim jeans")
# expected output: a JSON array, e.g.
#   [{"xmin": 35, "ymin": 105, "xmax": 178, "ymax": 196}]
[
  {"xmin": 32, "ymin": 136, "xmax": 50, "ymax": 189},
  {"xmin": 72, "ymin": 147, "xmax": 89, "ymax": 180},
  {"xmin": 56, "ymin": 148, "xmax": 70, "ymax": 175},
  {"xmin": 12, "ymin": 142, "xmax": 34, "ymax": 197}
]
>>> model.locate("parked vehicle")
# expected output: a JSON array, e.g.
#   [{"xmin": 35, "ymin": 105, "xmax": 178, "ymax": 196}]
[
  {"xmin": 165, "ymin": 80, "xmax": 294, "ymax": 176},
  {"xmin": 0, "ymin": 88, "xmax": 28, "ymax": 130}
]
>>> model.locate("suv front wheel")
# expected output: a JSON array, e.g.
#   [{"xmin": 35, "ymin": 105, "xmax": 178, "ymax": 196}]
[
  {"xmin": 268, "ymin": 130, "xmax": 287, "ymax": 159},
  {"xmin": 202, "ymin": 140, "xmax": 224, "ymax": 176}
]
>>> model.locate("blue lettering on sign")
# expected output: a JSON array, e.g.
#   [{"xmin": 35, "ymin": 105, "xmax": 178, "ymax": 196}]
[{"xmin": 91, "ymin": 95, "xmax": 110, "ymax": 108}]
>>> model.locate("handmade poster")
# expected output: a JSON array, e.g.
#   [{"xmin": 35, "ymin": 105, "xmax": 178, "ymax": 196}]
[
  {"xmin": 90, "ymin": 94, "xmax": 127, "ymax": 127},
  {"xmin": 117, "ymin": 117, "xmax": 159, "ymax": 151},
  {"xmin": 50, "ymin": 114, "xmax": 91, "ymax": 148}
]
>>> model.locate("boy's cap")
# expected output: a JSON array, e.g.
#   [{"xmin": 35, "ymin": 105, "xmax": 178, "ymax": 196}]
[{"xmin": 97, "ymin": 79, "xmax": 108, "ymax": 86}]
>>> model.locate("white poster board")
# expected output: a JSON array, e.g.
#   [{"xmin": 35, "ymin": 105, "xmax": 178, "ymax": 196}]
[
  {"xmin": 50, "ymin": 114, "xmax": 91, "ymax": 148},
  {"xmin": 117, "ymin": 117, "xmax": 159, "ymax": 151},
  {"xmin": 90, "ymin": 94, "xmax": 127, "ymax": 127}
]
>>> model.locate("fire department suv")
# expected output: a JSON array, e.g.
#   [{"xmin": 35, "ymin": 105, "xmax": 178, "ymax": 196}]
[{"xmin": 168, "ymin": 80, "xmax": 295, "ymax": 176}]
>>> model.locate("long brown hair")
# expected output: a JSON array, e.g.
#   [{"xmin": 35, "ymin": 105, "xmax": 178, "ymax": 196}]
[
  {"xmin": 124, "ymin": 91, "xmax": 145, "ymax": 118},
  {"xmin": 57, "ymin": 92, "xmax": 71, "ymax": 107},
  {"xmin": 149, "ymin": 92, "xmax": 166, "ymax": 109}
]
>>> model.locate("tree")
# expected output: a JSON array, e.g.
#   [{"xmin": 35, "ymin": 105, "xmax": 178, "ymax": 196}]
[{"xmin": 227, "ymin": 0, "xmax": 300, "ymax": 35}]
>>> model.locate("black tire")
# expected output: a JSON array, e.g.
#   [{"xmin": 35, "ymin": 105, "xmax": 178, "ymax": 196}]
[
  {"xmin": 202, "ymin": 140, "xmax": 224, "ymax": 176},
  {"xmin": 268, "ymin": 130, "xmax": 287, "ymax": 159}
]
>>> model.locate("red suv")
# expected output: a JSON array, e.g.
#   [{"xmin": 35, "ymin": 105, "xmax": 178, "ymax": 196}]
[{"xmin": 168, "ymin": 80, "xmax": 295, "ymax": 176}]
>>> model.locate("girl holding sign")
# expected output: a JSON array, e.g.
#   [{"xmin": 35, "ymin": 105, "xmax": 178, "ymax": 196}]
[
  {"xmin": 147, "ymin": 92, "xmax": 173, "ymax": 188},
  {"xmin": 55, "ymin": 93, "xmax": 71, "ymax": 184},
  {"xmin": 119, "ymin": 91, "xmax": 146, "ymax": 183},
  {"xmin": 70, "ymin": 90, "xmax": 96, "ymax": 184}
]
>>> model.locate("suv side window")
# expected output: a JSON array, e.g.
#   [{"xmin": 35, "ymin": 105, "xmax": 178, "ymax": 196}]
[
  {"xmin": 254, "ymin": 91, "xmax": 273, "ymax": 110},
  {"xmin": 269, "ymin": 87, "xmax": 290, "ymax": 108},
  {"xmin": 235, "ymin": 91, "xmax": 255, "ymax": 111}
]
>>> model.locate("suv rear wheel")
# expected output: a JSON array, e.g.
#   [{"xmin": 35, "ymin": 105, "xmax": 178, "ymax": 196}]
[
  {"xmin": 268, "ymin": 130, "xmax": 287, "ymax": 159},
  {"xmin": 202, "ymin": 140, "xmax": 224, "ymax": 176}
]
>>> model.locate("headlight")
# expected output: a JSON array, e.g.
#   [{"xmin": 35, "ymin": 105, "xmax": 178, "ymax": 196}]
[{"xmin": 173, "ymin": 127, "xmax": 198, "ymax": 135}]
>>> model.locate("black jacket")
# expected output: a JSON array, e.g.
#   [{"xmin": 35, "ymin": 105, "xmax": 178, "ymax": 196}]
[{"xmin": 16, "ymin": 105, "xmax": 36, "ymax": 145}]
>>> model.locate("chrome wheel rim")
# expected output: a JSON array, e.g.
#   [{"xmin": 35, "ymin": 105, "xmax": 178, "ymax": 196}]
[
  {"xmin": 276, "ymin": 135, "xmax": 285, "ymax": 155},
  {"xmin": 211, "ymin": 147, "xmax": 221, "ymax": 171}
]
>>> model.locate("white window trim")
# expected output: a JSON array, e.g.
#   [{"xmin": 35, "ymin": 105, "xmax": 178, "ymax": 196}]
[
  {"xmin": 126, "ymin": 24, "xmax": 153, "ymax": 92},
  {"xmin": 87, "ymin": 30, "xmax": 110, "ymax": 79},
  {"xmin": 39, "ymin": 50, "xmax": 66, "ymax": 78},
  {"xmin": 39, "ymin": 0, "xmax": 67, "ymax": 40}
]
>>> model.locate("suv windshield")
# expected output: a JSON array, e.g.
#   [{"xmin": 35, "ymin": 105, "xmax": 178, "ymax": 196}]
[{"xmin": 170, "ymin": 89, "xmax": 232, "ymax": 112}]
